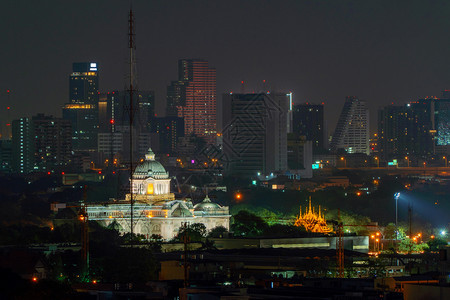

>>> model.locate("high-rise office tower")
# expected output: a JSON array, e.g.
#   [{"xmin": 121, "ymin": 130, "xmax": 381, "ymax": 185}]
[
  {"xmin": 11, "ymin": 115, "xmax": 73, "ymax": 174},
  {"xmin": 377, "ymin": 105, "xmax": 410, "ymax": 159},
  {"xmin": 101, "ymin": 90, "xmax": 155, "ymax": 132},
  {"xmin": 435, "ymin": 92, "xmax": 450, "ymax": 150},
  {"xmin": 166, "ymin": 80, "xmax": 187, "ymax": 117},
  {"xmin": 0, "ymin": 140, "xmax": 12, "ymax": 173},
  {"xmin": 221, "ymin": 92, "xmax": 289, "ymax": 177},
  {"xmin": 150, "ymin": 117, "xmax": 184, "ymax": 154},
  {"xmin": 62, "ymin": 62, "xmax": 99, "ymax": 151},
  {"xmin": 32, "ymin": 114, "xmax": 72, "ymax": 171},
  {"xmin": 378, "ymin": 97, "xmax": 443, "ymax": 159},
  {"xmin": 292, "ymin": 103, "xmax": 327, "ymax": 152},
  {"xmin": 12, "ymin": 118, "xmax": 35, "ymax": 173},
  {"xmin": 378, "ymin": 96, "xmax": 450, "ymax": 158},
  {"xmin": 97, "ymin": 90, "xmax": 157, "ymax": 162},
  {"xmin": 167, "ymin": 59, "xmax": 216, "ymax": 143},
  {"xmin": 331, "ymin": 96, "xmax": 369, "ymax": 155}
]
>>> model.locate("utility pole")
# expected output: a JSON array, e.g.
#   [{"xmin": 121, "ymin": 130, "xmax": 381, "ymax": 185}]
[
  {"xmin": 336, "ymin": 209, "xmax": 344, "ymax": 278},
  {"xmin": 80, "ymin": 186, "xmax": 89, "ymax": 279},
  {"xmin": 182, "ymin": 222, "xmax": 190, "ymax": 287},
  {"xmin": 408, "ymin": 204, "xmax": 412, "ymax": 254}
]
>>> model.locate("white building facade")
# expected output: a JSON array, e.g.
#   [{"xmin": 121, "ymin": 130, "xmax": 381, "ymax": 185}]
[{"xmin": 86, "ymin": 149, "xmax": 230, "ymax": 240}]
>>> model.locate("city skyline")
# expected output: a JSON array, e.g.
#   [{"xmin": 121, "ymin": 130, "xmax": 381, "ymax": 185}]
[{"xmin": 3, "ymin": 1, "xmax": 450, "ymax": 134}]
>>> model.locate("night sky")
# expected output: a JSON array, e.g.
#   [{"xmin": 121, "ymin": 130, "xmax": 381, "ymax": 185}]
[{"xmin": 2, "ymin": 0, "xmax": 450, "ymax": 133}]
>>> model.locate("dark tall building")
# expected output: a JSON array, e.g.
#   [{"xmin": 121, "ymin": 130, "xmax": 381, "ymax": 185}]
[
  {"xmin": 377, "ymin": 105, "xmax": 409, "ymax": 159},
  {"xmin": 11, "ymin": 115, "xmax": 72, "ymax": 174},
  {"xmin": 32, "ymin": 114, "xmax": 72, "ymax": 171},
  {"xmin": 167, "ymin": 59, "xmax": 216, "ymax": 143},
  {"xmin": 149, "ymin": 117, "xmax": 184, "ymax": 154},
  {"xmin": 166, "ymin": 80, "xmax": 187, "ymax": 117},
  {"xmin": 63, "ymin": 62, "xmax": 99, "ymax": 151},
  {"xmin": 331, "ymin": 96, "xmax": 369, "ymax": 155},
  {"xmin": 292, "ymin": 103, "xmax": 326, "ymax": 152},
  {"xmin": 99, "ymin": 91, "xmax": 155, "ymax": 133},
  {"xmin": 0, "ymin": 140, "xmax": 12, "ymax": 173},
  {"xmin": 97, "ymin": 90, "xmax": 156, "ymax": 163},
  {"xmin": 220, "ymin": 92, "xmax": 289, "ymax": 177},
  {"xmin": 405, "ymin": 99, "xmax": 435, "ymax": 156},
  {"xmin": 378, "ymin": 97, "xmax": 442, "ymax": 159}
]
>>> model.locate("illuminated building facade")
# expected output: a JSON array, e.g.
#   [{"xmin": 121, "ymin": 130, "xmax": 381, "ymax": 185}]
[
  {"xmin": 86, "ymin": 149, "xmax": 230, "ymax": 240},
  {"xmin": 63, "ymin": 62, "xmax": 99, "ymax": 151},
  {"xmin": 221, "ymin": 93, "xmax": 289, "ymax": 177},
  {"xmin": 11, "ymin": 118, "xmax": 34, "ymax": 173},
  {"xmin": 167, "ymin": 59, "xmax": 216, "ymax": 143},
  {"xmin": 330, "ymin": 96, "xmax": 369, "ymax": 155},
  {"xmin": 292, "ymin": 103, "xmax": 327, "ymax": 152}
]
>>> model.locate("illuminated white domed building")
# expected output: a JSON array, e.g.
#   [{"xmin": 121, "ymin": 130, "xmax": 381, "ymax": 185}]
[{"xmin": 86, "ymin": 149, "xmax": 230, "ymax": 240}]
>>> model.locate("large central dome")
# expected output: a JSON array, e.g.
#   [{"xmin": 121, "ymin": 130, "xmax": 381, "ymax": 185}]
[{"xmin": 133, "ymin": 148, "xmax": 169, "ymax": 179}]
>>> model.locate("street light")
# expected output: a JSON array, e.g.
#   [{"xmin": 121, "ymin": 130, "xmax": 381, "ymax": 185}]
[
  {"xmin": 443, "ymin": 156, "xmax": 447, "ymax": 168},
  {"xmin": 394, "ymin": 192, "xmax": 401, "ymax": 240},
  {"xmin": 374, "ymin": 156, "xmax": 379, "ymax": 168},
  {"xmin": 405, "ymin": 156, "xmax": 409, "ymax": 168},
  {"xmin": 340, "ymin": 157, "xmax": 346, "ymax": 168}
]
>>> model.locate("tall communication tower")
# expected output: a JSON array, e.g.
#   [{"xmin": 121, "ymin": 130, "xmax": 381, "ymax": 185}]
[{"xmin": 127, "ymin": 3, "xmax": 138, "ymax": 238}]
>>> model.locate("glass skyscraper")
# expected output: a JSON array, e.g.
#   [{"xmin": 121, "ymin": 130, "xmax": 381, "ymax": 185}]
[
  {"xmin": 63, "ymin": 62, "xmax": 99, "ymax": 151},
  {"xmin": 167, "ymin": 59, "xmax": 217, "ymax": 144}
]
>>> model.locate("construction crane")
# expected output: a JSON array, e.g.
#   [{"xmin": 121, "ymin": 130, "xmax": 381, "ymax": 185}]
[
  {"xmin": 52, "ymin": 186, "xmax": 90, "ymax": 279},
  {"xmin": 333, "ymin": 209, "xmax": 379, "ymax": 278}
]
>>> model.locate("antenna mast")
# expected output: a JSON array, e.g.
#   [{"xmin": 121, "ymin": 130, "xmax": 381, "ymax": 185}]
[{"xmin": 128, "ymin": 5, "xmax": 137, "ymax": 239}]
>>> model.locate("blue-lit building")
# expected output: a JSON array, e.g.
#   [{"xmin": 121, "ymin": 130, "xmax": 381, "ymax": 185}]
[{"xmin": 435, "ymin": 95, "xmax": 450, "ymax": 147}]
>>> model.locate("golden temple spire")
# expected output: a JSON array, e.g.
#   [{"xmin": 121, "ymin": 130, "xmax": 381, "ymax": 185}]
[{"xmin": 294, "ymin": 197, "xmax": 333, "ymax": 234}]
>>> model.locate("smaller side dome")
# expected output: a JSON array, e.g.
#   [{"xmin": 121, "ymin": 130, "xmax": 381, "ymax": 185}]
[
  {"xmin": 194, "ymin": 195, "xmax": 221, "ymax": 211},
  {"xmin": 172, "ymin": 203, "xmax": 193, "ymax": 217}
]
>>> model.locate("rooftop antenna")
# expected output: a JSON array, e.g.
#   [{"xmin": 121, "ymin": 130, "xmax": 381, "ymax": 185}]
[{"xmin": 240, "ymin": 81, "xmax": 245, "ymax": 94}]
